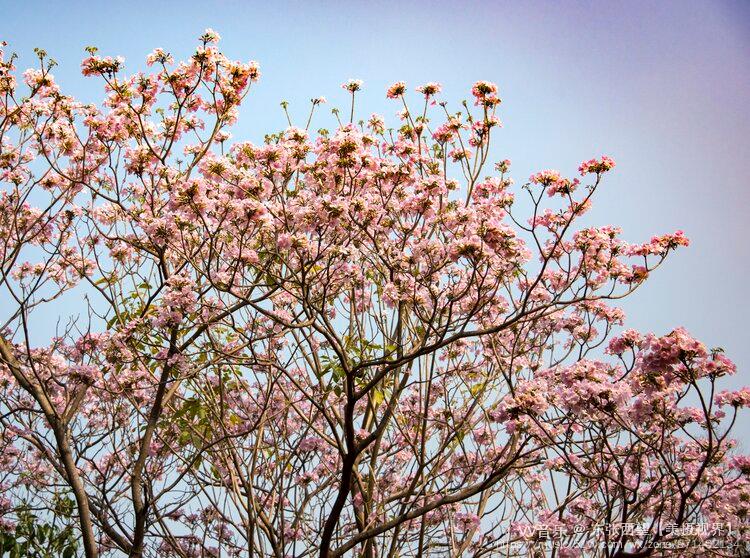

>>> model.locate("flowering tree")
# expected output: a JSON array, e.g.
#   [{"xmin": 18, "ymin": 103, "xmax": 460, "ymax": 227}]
[{"xmin": 0, "ymin": 31, "xmax": 748, "ymax": 558}]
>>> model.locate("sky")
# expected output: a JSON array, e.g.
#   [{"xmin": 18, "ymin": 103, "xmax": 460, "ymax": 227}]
[{"xmin": 2, "ymin": 1, "xmax": 749, "ymax": 408}]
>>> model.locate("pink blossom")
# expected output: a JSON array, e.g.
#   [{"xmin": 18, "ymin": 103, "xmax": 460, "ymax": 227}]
[
  {"xmin": 342, "ymin": 78, "xmax": 363, "ymax": 92},
  {"xmin": 415, "ymin": 81, "xmax": 442, "ymax": 97},
  {"xmin": 578, "ymin": 155, "xmax": 616, "ymax": 175},
  {"xmin": 386, "ymin": 81, "xmax": 406, "ymax": 98}
]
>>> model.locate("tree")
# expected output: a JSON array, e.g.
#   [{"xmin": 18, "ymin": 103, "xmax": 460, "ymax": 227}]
[{"xmin": 0, "ymin": 30, "xmax": 748, "ymax": 558}]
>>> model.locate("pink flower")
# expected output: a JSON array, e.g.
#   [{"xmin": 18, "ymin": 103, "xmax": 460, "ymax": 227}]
[
  {"xmin": 530, "ymin": 169, "xmax": 563, "ymax": 186},
  {"xmin": 471, "ymin": 80, "xmax": 501, "ymax": 106},
  {"xmin": 146, "ymin": 48, "xmax": 173, "ymax": 66},
  {"xmin": 730, "ymin": 455, "xmax": 750, "ymax": 474},
  {"xmin": 454, "ymin": 511, "xmax": 481, "ymax": 532},
  {"xmin": 342, "ymin": 78, "xmax": 363, "ymax": 92},
  {"xmin": 201, "ymin": 28, "xmax": 221, "ymax": 44},
  {"xmin": 606, "ymin": 329, "xmax": 643, "ymax": 355},
  {"xmin": 578, "ymin": 155, "xmax": 616, "ymax": 175},
  {"xmin": 386, "ymin": 81, "xmax": 406, "ymax": 98},
  {"xmin": 367, "ymin": 113, "xmax": 385, "ymax": 134},
  {"xmin": 415, "ymin": 82, "xmax": 442, "ymax": 97},
  {"xmin": 715, "ymin": 387, "xmax": 750, "ymax": 408},
  {"xmin": 277, "ymin": 233, "xmax": 292, "ymax": 250},
  {"xmin": 471, "ymin": 80, "xmax": 497, "ymax": 98},
  {"xmin": 298, "ymin": 436, "xmax": 324, "ymax": 452},
  {"xmin": 495, "ymin": 159, "xmax": 511, "ymax": 173}
]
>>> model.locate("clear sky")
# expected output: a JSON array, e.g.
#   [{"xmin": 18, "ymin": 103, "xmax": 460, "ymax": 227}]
[{"xmin": 3, "ymin": 0, "xmax": 749, "ymax": 412}]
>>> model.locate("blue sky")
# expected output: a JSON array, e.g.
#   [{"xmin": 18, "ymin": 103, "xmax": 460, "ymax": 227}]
[{"xmin": 3, "ymin": 0, "xmax": 749, "ymax": 402}]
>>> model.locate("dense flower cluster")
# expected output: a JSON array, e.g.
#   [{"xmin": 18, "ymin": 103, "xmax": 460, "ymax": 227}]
[
  {"xmin": 579, "ymin": 155, "xmax": 616, "ymax": 175},
  {"xmin": 0, "ymin": 32, "xmax": 746, "ymax": 558}
]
